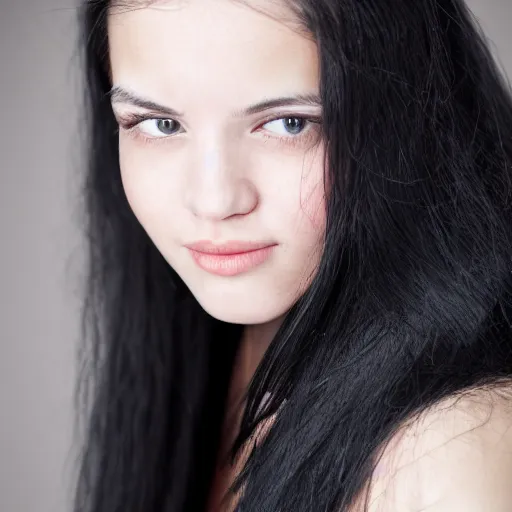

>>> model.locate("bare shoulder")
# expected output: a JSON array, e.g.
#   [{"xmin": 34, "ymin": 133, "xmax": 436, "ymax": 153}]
[{"xmin": 366, "ymin": 381, "xmax": 512, "ymax": 511}]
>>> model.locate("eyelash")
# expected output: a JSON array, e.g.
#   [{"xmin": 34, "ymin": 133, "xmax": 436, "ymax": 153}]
[{"xmin": 116, "ymin": 112, "xmax": 322, "ymax": 149}]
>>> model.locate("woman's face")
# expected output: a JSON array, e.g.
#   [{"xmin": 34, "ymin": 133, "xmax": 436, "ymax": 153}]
[{"xmin": 108, "ymin": 0, "xmax": 326, "ymax": 325}]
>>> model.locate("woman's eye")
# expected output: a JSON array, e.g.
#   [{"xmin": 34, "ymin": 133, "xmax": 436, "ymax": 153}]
[
  {"xmin": 262, "ymin": 117, "xmax": 307, "ymax": 136},
  {"xmin": 138, "ymin": 118, "xmax": 180, "ymax": 137}
]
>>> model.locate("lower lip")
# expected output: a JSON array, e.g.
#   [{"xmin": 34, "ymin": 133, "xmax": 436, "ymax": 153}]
[{"xmin": 187, "ymin": 245, "xmax": 276, "ymax": 276}]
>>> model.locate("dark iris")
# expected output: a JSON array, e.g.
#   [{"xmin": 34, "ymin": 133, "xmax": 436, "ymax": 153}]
[
  {"xmin": 157, "ymin": 119, "xmax": 178, "ymax": 135},
  {"xmin": 283, "ymin": 117, "xmax": 305, "ymax": 135}
]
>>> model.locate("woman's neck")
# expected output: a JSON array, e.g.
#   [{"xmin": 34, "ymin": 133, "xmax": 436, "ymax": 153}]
[{"xmin": 237, "ymin": 316, "xmax": 284, "ymax": 392}]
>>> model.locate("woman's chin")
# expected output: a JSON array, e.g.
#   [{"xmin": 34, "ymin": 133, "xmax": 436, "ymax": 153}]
[{"xmin": 195, "ymin": 297, "xmax": 290, "ymax": 326}]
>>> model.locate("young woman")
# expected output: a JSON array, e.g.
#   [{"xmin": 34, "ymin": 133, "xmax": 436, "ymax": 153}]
[{"xmin": 74, "ymin": 0, "xmax": 512, "ymax": 510}]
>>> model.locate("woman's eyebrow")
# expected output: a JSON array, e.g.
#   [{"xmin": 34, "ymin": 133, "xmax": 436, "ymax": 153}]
[
  {"xmin": 234, "ymin": 93, "xmax": 322, "ymax": 117},
  {"xmin": 109, "ymin": 86, "xmax": 322, "ymax": 118}
]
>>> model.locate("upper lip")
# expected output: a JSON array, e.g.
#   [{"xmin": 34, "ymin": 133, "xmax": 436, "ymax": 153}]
[{"xmin": 185, "ymin": 240, "xmax": 276, "ymax": 255}]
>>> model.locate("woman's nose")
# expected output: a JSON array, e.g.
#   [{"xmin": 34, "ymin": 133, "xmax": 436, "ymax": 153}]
[{"xmin": 184, "ymin": 146, "xmax": 259, "ymax": 221}]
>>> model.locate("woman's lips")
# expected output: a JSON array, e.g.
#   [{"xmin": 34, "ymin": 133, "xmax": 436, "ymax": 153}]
[{"xmin": 185, "ymin": 241, "xmax": 277, "ymax": 276}]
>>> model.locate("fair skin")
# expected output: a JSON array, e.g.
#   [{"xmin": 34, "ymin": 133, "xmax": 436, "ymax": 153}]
[
  {"xmin": 108, "ymin": 0, "xmax": 325, "ymax": 407},
  {"xmin": 108, "ymin": 1, "xmax": 512, "ymax": 510},
  {"xmin": 364, "ymin": 388, "xmax": 512, "ymax": 511}
]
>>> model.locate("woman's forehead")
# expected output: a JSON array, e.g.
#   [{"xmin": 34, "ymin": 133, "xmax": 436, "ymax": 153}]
[{"xmin": 107, "ymin": 0, "xmax": 319, "ymax": 100}]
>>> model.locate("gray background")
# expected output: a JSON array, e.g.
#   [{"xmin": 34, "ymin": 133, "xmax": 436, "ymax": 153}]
[{"xmin": 0, "ymin": 1, "xmax": 510, "ymax": 511}]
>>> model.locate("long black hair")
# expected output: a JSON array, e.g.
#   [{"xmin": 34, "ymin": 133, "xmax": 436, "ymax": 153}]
[{"xmin": 74, "ymin": 1, "xmax": 512, "ymax": 510}]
